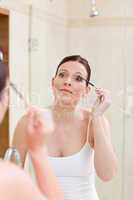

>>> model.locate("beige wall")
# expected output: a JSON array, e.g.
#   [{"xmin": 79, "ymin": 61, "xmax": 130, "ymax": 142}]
[
  {"xmin": 29, "ymin": 5, "xmax": 68, "ymax": 108},
  {"xmin": 67, "ymin": 1, "xmax": 133, "ymax": 200},
  {"xmin": 0, "ymin": 0, "xmax": 67, "ymax": 139},
  {"xmin": 67, "ymin": 24, "xmax": 125, "ymax": 200}
]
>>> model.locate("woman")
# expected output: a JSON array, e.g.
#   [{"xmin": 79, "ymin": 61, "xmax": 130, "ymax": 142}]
[
  {"xmin": 13, "ymin": 55, "xmax": 117, "ymax": 200},
  {"xmin": 0, "ymin": 61, "xmax": 64, "ymax": 200}
]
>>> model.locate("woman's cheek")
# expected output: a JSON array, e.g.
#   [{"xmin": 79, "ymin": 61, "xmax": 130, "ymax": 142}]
[
  {"xmin": 75, "ymin": 86, "xmax": 84, "ymax": 97},
  {"xmin": 54, "ymin": 79, "xmax": 62, "ymax": 89},
  {"xmin": 52, "ymin": 80, "xmax": 59, "ymax": 94},
  {"xmin": 73, "ymin": 91, "xmax": 83, "ymax": 101}
]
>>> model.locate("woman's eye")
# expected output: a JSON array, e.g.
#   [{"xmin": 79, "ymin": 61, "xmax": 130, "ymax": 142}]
[
  {"xmin": 75, "ymin": 75, "xmax": 84, "ymax": 82},
  {"xmin": 58, "ymin": 72, "xmax": 65, "ymax": 78}
]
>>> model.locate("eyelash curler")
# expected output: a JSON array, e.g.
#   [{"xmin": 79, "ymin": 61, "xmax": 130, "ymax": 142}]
[
  {"xmin": 3, "ymin": 83, "xmax": 29, "ymax": 164},
  {"xmin": 9, "ymin": 82, "xmax": 29, "ymax": 109}
]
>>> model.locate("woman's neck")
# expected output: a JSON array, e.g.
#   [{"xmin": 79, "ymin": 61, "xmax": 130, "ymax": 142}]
[{"xmin": 51, "ymin": 101, "xmax": 80, "ymax": 121}]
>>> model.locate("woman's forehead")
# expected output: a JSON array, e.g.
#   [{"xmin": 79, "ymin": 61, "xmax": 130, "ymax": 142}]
[{"xmin": 58, "ymin": 61, "xmax": 87, "ymax": 76}]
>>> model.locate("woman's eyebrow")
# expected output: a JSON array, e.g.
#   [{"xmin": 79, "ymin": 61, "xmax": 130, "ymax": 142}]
[
  {"xmin": 74, "ymin": 72, "xmax": 86, "ymax": 77},
  {"xmin": 75, "ymin": 72, "xmax": 83, "ymax": 75},
  {"xmin": 58, "ymin": 70, "xmax": 85, "ymax": 77},
  {"xmin": 58, "ymin": 69, "xmax": 68, "ymax": 73}
]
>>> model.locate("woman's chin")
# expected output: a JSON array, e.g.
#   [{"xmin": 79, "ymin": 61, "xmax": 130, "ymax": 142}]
[
  {"xmin": 54, "ymin": 92, "xmax": 79, "ymax": 107},
  {"xmin": 59, "ymin": 96, "xmax": 74, "ymax": 106}
]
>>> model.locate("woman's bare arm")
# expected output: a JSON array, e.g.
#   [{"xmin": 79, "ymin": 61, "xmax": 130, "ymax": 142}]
[
  {"xmin": 11, "ymin": 108, "xmax": 64, "ymax": 199},
  {"xmin": 25, "ymin": 108, "xmax": 64, "ymax": 200},
  {"xmin": 87, "ymin": 88, "xmax": 117, "ymax": 181},
  {"xmin": 30, "ymin": 147, "xmax": 64, "ymax": 200},
  {"xmin": 90, "ymin": 115, "xmax": 117, "ymax": 181}
]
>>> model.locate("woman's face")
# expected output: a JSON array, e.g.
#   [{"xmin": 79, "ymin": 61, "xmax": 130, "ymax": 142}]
[
  {"xmin": 0, "ymin": 82, "xmax": 9, "ymax": 124},
  {"xmin": 52, "ymin": 61, "xmax": 90, "ymax": 106}
]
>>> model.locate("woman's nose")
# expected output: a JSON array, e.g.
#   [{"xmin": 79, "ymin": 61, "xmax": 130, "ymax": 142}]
[
  {"xmin": 64, "ymin": 82, "xmax": 71, "ymax": 86},
  {"xmin": 64, "ymin": 77, "xmax": 72, "ymax": 86},
  {"xmin": 64, "ymin": 79, "xmax": 72, "ymax": 86}
]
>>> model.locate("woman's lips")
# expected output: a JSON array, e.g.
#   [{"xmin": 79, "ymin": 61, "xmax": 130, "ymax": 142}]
[{"xmin": 60, "ymin": 88, "xmax": 72, "ymax": 94}]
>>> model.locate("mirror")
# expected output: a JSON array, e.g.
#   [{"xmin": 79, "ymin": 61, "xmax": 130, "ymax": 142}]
[
  {"xmin": 0, "ymin": 1, "xmax": 133, "ymax": 200},
  {"xmin": 27, "ymin": 2, "xmax": 133, "ymax": 200}
]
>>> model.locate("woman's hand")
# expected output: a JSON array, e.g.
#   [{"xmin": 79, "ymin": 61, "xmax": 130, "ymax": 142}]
[
  {"xmin": 25, "ymin": 107, "xmax": 54, "ymax": 153},
  {"xmin": 92, "ymin": 88, "xmax": 111, "ymax": 117},
  {"xmin": 25, "ymin": 107, "xmax": 46, "ymax": 152}
]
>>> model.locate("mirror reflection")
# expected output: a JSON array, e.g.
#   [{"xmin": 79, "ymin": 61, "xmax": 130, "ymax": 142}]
[{"xmin": 0, "ymin": 1, "xmax": 133, "ymax": 200}]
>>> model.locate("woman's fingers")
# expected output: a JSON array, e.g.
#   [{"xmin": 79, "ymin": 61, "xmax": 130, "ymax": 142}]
[
  {"xmin": 25, "ymin": 108, "xmax": 46, "ymax": 151},
  {"xmin": 95, "ymin": 88, "xmax": 111, "ymax": 103},
  {"xmin": 92, "ymin": 88, "xmax": 111, "ymax": 116}
]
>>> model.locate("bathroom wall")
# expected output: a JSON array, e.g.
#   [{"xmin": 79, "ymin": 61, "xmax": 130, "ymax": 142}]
[
  {"xmin": 67, "ymin": 1, "xmax": 133, "ymax": 200},
  {"xmin": 0, "ymin": 0, "xmax": 68, "ymax": 141},
  {"xmin": 29, "ymin": 1, "xmax": 68, "ymax": 108}
]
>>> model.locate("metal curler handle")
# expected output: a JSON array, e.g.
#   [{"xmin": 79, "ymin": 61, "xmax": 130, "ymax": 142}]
[{"xmin": 4, "ymin": 147, "xmax": 22, "ymax": 167}]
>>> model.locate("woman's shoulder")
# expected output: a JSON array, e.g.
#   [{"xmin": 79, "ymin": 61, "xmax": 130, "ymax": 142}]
[
  {"xmin": 0, "ymin": 160, "xmax": 25, "ymax": 177},
  {"xmin": 0, "ymin": 161, "xmax": 45, "ymax": 200}
]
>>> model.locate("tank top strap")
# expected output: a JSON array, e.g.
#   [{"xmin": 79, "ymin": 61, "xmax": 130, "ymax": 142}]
[{"xmin": 86, "ymin": 111, "xmax": 93, "ymax": 144}]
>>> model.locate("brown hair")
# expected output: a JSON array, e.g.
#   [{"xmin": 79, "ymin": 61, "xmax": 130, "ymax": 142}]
[
  {"xmin": 55, "ymin": 55, "xmax": 91, "ymax": 86},
  {"xmin": 0, "ymin": 62, "xmax": 8, "ymax": 94}
]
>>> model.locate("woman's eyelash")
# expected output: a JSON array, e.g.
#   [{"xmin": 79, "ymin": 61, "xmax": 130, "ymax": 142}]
[
  {"xmin": 57, "ymin": 73, "xmax": 84, "ymax": 82},
  {"xmin": 58, "ymin": 72, "xmax": 65, "ymax": 77},
  {"xmin": 75, "ymin": 75, "xmax": 84, "ymax": 81}
]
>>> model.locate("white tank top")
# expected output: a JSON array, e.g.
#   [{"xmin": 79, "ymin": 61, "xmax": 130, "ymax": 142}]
[{"xmin": 48, "ymin": 143, "xmax": 99, "ymax": 200}]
